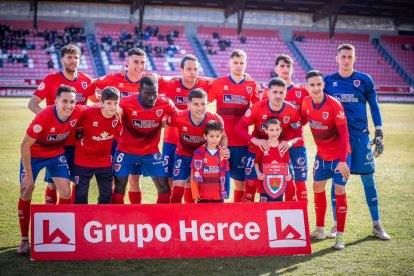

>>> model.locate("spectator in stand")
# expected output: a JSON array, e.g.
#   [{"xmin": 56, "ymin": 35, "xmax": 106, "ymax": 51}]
[
  {"xmin": 240, "ymin": 36, "xmax": 247, "ymax": 44},
  {"xmin": 154, "ymin": 26, "xmax": 159, "ymax": 37},
  {"xmin": 213, "ymin": 32, "xmax": 220, "ymax": 39},
  {"xmin": 47, "ymin": 58, "xmax": 54, "ymax": 69}
]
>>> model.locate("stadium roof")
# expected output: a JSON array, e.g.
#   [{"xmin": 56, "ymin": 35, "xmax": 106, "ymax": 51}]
[{"xmin": 18, "ymin": 0, "xmax": 414, "ymax": 34}]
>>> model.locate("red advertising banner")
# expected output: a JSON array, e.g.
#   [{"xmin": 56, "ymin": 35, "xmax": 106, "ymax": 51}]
[{"xmin": 31, "ymin": 202, "xmax": 311, "ymax": 260}]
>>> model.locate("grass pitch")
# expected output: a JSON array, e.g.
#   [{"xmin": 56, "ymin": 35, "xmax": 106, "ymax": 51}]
[{"xmin": 0, "ymin": 98, "xmax": 413, "ymax": 275}]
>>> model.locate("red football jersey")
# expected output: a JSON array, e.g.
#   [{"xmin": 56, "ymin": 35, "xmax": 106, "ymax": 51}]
[
  {"xmin": 209, "ymin": 76, "xmax": 259, "ymax": 146},
  {"xmin": 26, "ymin": 105, "xmax": 85, "ymax": 158},
  {"xmin": 118, "ymin": 94, "xmax": 177, "ymax": 155},
  {"xmin": 167, "ymin": 109, "xmax": 224, "ymax": 157},
  {"xmin": 191, "ymin": 147, "xmax": 229, "ymax": 200},
  {"xmin": 75, "ymin": 107, "xmax": 122, "ymax": 167},
  {"xmin": 301, "ymin": 94, "xmax": 351, "ymax": 161},
  {"xmin": 34, "ymin": 71, "xmax": 94, "ymax": 106},
  {"xmin": 160, "ymin": 78, "xmax": 212, "ymax": 144},
  {"xmin": 239, "ymin": 100, "xmax": 303, "ymax": 146},
  {"xmin": 94, "ymin": 72, "xmax": 165, "ymax": 98}
]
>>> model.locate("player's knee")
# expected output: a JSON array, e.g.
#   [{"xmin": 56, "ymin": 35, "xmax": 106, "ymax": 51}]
[
  {"xmin": 114, "ymin": 176, "xmax": 128, "ymax": 194},
  {"xmin": 334, "ymin": 184, "xmax": 346, "ymax": 195},
  {"xmin": 20, "ymin": 187, "xmax": 34, "ymax": 200},
  {"xmin": 153, "ymin": 177, "xmax": 170, "ymax": 194}
]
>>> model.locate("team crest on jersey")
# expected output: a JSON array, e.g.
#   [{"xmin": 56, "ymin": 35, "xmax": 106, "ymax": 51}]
[
  {"xmin": 37, "ymin": 82, "xmax": 45, "ymax": 90},
  {"xmin": 153, "ymin": 153, "xmax": 162, "ymax": 161},
  {"xmin": 366, "ymin": 153, "xmax": 373, "ymax": 161},
  {"xmin": 295, "ymin": 90, "xmax": 302, "ymax": 98},
  {"xmin": 75, "ymin": 176, "xmax": 79, "ymax": 184},
  {"xmin": 70, "ymin": 119, "xmax": 77, "ymax": 127},
  {"xmin": 194, "ymin": 160, "xmax": 203, "ymax": 170},
  {"xmin": 244, "ymin": 109, "xmax": 251, "ymax": 117},
  {"xmin": 246, "ymin": 86, "xmax": 252, "ymax": 94},
  {"xmin": 156, "ymin": 110, "xmax": 163, "ymax": 117},
  {"xmin": 283, "ymin": 116, "xmax": 290, "ymax": 123},
  {"xmin": 81, "ymin": 82, "xmax": 88, "ymax": 89},
  {"xmin": 58, "ymin": 155, "xmax": 67, "ymax": 163},
  {"xmin": 354, "ymin": 80, "xmax": 361, "ymax": 87},
  {"xmin": 114, "ymin": 164, "xmax": 121, "ymax": 172},
  {"xmin": 246, "ymin": 168, "xmax": 252, "ymax": 175},
  {"xmin": 174, "ymin": 169, "xmax": 180, "ymax": 176},
  {"xmin": 322, "ymin": 112, "xmax": 329, "ymax": 120},
  {"xmin": 112, "ymin": 119, "xmax": 118, "ymax": 128},
  {"xmin": 336, "ymin": 111, "xmax": 345, "ymax": 120},
  {"xmin": 33, "ymin": 124, "xmax": 42, "ymax": 133}
]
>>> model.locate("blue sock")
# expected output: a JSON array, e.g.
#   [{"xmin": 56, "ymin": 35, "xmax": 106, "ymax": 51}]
[
  {"xmin": 331, "ymin": 180, "xmax": 337, "ymax": 222},
  {"xmin": 361, "ymin": 174, "xmax": 380, "ymax": 221}
]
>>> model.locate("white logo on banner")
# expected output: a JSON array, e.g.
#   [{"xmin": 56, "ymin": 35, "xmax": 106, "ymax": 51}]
[
  {"xmin": 266, "ymin": 210, "xmax": 306, "ymax": 248},
  {"xmin": 34, "ymin": 213, "xmax": 76, "ymax": 252}
]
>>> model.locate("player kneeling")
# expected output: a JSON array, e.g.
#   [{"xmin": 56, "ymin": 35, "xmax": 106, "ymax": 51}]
[
  {"xmin": 74, "ymin": 87, "xmax": 122, "ymax": 204},
  {"xmin": 254, "ymin": 118, "xmax": 292, "ymax": 202},
  {"xmin": 190, "ymin": 121, "xmax": 230, "ymax": 203}
]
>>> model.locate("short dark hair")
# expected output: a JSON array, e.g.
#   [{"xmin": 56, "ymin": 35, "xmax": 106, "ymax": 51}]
[
  {"xmin": 305, "ymin": 70, "xmax": 324, "ymax": 82},
  {"xmin": 140, "ymin": 75, "xmax": 158, "ymax": 88},
  {"xmin": 128, "ymin": 47, "xmax": 146, "ymax": 57},
  {"xmin": 275, "ymin": 54, "xmax": 294, "ymax": 66},
  {"xmin": 188, "ymin": 88, "xmax": 207, "ymax": 101},
  {"xmin": 56, "ymin": 85, "xmax": 76, "ymax": 98},
  {"xmin": 204, "ymin": 120, "xmax": 223, "ymax": 135},
  {"xmin": 267, "ymin": 77, "xmax": 287, "ymax": 89},
  {"xmin": 264, "ymin": 117, "xmax": 281, "ymax": 129},
  {"xmin": 180, "ymin": 54, "xmax": 198, "ymax": 69},
  {"xmin": 101, "ymin": 86, "xmax": 120, "ymax": 102},
  {"xmin": 60, "ymin": 44, "xmax": 81, "ymax": 58},
  {"xmin": 230, "ymin": 49, "xmax": 246, "ymax": 59},
  {"xmin": 337, "ymin": 44, "xmax": 355, "ymax": 53}
]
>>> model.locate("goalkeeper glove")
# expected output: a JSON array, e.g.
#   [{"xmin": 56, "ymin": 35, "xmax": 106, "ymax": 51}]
[{"xmin": 371, "ymin": 129, "xmax": 384, "ymax": 157}]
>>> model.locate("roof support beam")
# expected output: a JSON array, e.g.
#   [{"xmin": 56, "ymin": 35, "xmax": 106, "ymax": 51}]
[
  {"xmin": 131, "ymin": 0, "xmax": 145, "ymax": 30},
  {"xmin": 313, "ymin": 0, "xmax": 349, "ymax": 22},
  {"xmin": 31, "ymin": 0, "xmax": 38, "ymax": 29},
  {"xmin": 224, "ymin": 0, "xmax": 247, "ymax": 35}
]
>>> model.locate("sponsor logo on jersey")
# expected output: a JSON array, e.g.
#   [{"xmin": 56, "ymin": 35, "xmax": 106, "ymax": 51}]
[
  {"xmin": 175, "ymin": 96, "xmax": 188, "ymax": 105},
  {"xmin": 354, "ymin": 80, "xmax": 361, "ymax": 87},
  {"xmin": 308, "ymin": 120, "xmax": 328, "ymax": 130},
  {"xmin": 183, "ymin": 134, "xmax": 205, "ymax": 143},
  {"xmin": 76, "ymin": 93, "xmax": 86, "ymax": 103},
  {"xmin": 33, "ymin": 124, "xmax": 42, "ymax": 133},
  {"xmin": 334, "ymin": 94, "xmax": 358, "ymax": 103},
  {"xmin": 297, "ymin": 157, "xmax": 306, "ymax": 166},
  {"xmin": 223, "ymin": 94, "xmax": 248, "ymax": 105},
  {"xmin": 81, "ymin": 82, "xmax": 88, "ymax": 89},
  {"xmin": 203, "ymin": 166, "xmax": 220, "ymax": 173},
  {"xmin": 156, "ymin": 110, "xmax": 163, "ymax": 117},
  {"xmin": 70, "ymin": 119, "xmax": 77, "ymax": 127},
  {"xmin": 132, "ymin": 120, "xmax": 159, "ymax": 128},
  {"xmin": 92, "ymin": 131, "xmax": 114, "ymax": 141},
  {"xmin": 295, "ymin": 90, "xmax": 301, "ymax": 98},
  {"xmin": 336, "ymin": 111, "xmax": 345, "ymax": 120},
  {"xmin": 153, "ymin": 153, "xmax": 162, "ymax": 161},
  {"xmin": 47, "ymin": 132, "xmax": 70, "ymax": 141},
  {"xmin": 366, "ymin": 153, "xmax": 373, "ymax": 161},
  {"xmin": 322, "ymin": 112, "xmax": 329, "ymax": 120},
  {"xmin": 283, "ymin": 116, "xmax": 290, "ymax": 124}
]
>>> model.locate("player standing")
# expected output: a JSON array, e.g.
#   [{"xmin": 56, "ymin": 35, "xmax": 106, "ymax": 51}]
[
  {"xmin": 263, "ymin": 54, "xmax": 309, "ymax": 202},
  {"xmin": 111, "ymin": 76, "xmax": 176, "ymax": 204},
  {"xmin": 74, "ymin": 87, "xmax": 122, "ymax": 204},
  {"xmin": 324, "ymin": 44, "xmax": 390, "ymax": 240},
  {"xmin": 208, "ymin": 49, "xmax": 259, "ymax": 202},
  {"xmin": 301, "ymin": 70, "xmax": 351, "ymax": 250},
  {"xmin": 27, "ymin": 44, "xmax": 96, "ymax": 205},
  {"xmin": 168, "ymin": 88, "xmax": 228, "ymax": 203},
  {"xmin": 234, "ymin": 77, "xmax": 302, "ymax": 201},
  {"xmin": 17, "ymin": 86, "xmax": 85, "ymax": 254}
]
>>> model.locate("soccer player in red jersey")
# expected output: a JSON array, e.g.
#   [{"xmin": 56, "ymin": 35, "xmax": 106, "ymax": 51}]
[
  {"xmin": 159, "ymin": 54, "xmax": 212, "ymax": 200},
  {"xmin": 167, "ymin": 88, "xmax": 228, "ymax": 203},
  {"xmin": 111, "ymin": 76, "xmax": 176, "ymax": 204},
  {"xmin": 262, "ymin": 54, "xmax": 310, "ymax": 202},
  {"xmin": 208, "ymin": 49, "xmax": 259, "ymax": 202},
  {"xmin": 254, "ymin": 118, "xmax": 292, "ymax": 202},
  {"xmin": 301, "ymin": 70, "xmax": 351, "ymax": 250},
  {"xmin": 27, "ymin": 44, "xmax": 96, "ymax": 205},
  {"xmin": 74, "ymin": 87, "xmax": 122, "ymax": 204},
  {"xmin": 234, "ymin": 77, "xmax": 302, "ymax": 202},
  {"xmin": 190, "ymin": 120, "xmax": 230, "ymax": 203},
  {"xmin": 17, "ymin": 86, "xmax": 85, "ymax": 255}
]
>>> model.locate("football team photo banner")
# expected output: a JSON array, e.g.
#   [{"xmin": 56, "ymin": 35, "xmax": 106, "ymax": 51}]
[{"xmin": 31, "ymin": 202, "xmax": 311, "ymax": 260}]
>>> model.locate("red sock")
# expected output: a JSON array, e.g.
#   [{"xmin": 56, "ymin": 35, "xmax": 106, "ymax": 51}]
[
  {"xmin": 233, "ymin": 189, "xmax": 244, "ymax": 202},
  {"xmin": 314, "ymin": 191, "xmax": 327, "ymax": 227},
  {"xmin": 335, "ymin": 193, "xmax": 348, "ymax": 233},
  {"xmin": 58, "ymin": 197, "xmax": 71, "ymax": 204},
  {"xmin": 70, "ymin": 184, "xmax": 76, "ymax": 204},
  {"xmin": 157, "ymin": 193, "xmax": 170, "ymax": 203},
  {"xmin": 18, "ymin": 198, "xmax": 31, "ymax": 238},
  {"xmin": 45, "ymin": 186, "xmax": 57, "ymax": 205},
  {"xmin": 170, "ymin": 186, "xmax": 184, "ymax": 203},
  {"xmin": 295, "ymin": 181, "xmax": 308, "ymax": 203},
  {"xmin": 243, "ymin": 179, "xmax": 257, "ymax": 202},
  {"xmin": 285, "ymin": 180, "xmax": 297, "ymax": 201},
  {"xmin": 184, "ymin": 187, "xmax": 194, "ymax": 203},
  {"xmin": 128, "ymin": 191, "xmax": 142, "ymax": 204},
  {"xmin": 111, "ymin": 192, "xmax": 125, "ymax": 204}
]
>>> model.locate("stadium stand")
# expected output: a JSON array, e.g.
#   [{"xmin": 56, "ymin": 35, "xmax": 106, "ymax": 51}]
[
  {"xmin": 380, "ymin": 35, "xmax": 414, "ymax": 78},
  {"xmin": 0, "ymin": 20, "xmax": 96, "ymax": 81},
  {"xmin": 197, "ymin": 26, "xmax": 307, "ymax": 85},
  {"xmin": 95, "ymin": 23, "xmax": 203, "ymax": 76},
  {"xmin": 292, "ymin": 31, "xmax": 408, "ymax": 86}
]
